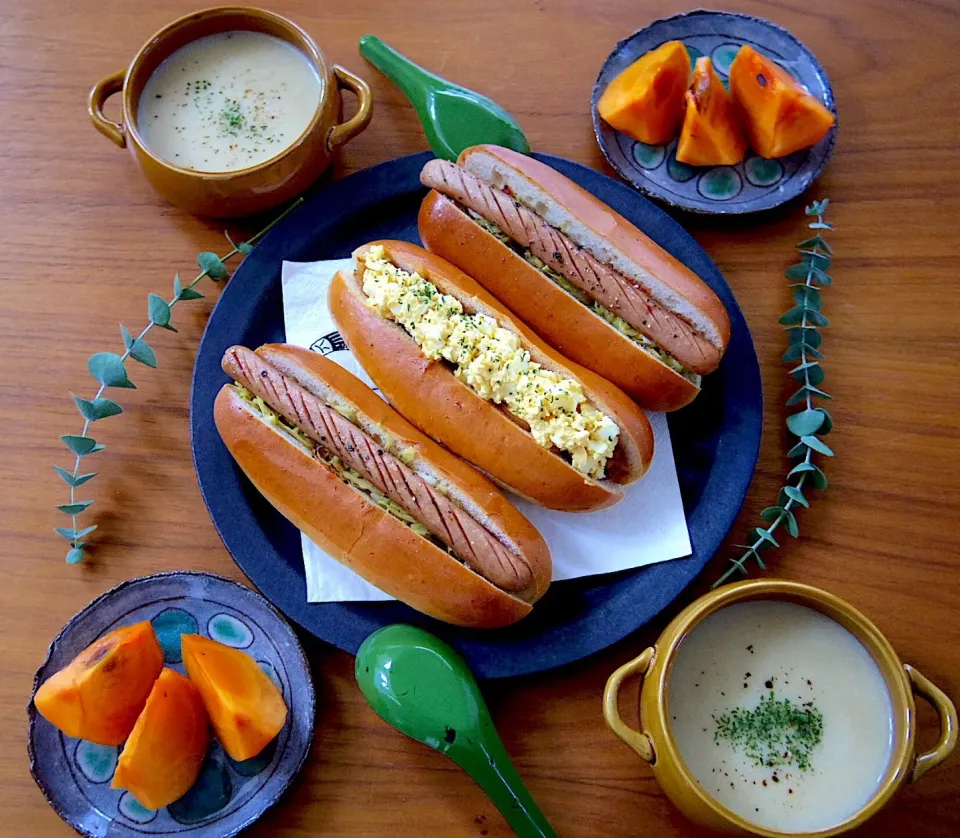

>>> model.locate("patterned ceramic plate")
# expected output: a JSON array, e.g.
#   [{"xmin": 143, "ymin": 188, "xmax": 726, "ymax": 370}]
[
  {"xmin": 28, "ymin": 572, "xmax": 315, "ymax": 838},
  {"xmin": 591, "ymin": 10, "xmax": 838, "ymax": 214}
]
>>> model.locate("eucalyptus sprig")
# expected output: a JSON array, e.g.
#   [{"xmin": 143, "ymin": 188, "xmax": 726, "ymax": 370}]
[
  {"xmin": 55, "ymin": 199, "xmax": 302, "ymax": 564},
  {"xmin": 714, "ymin": 199, "xmax": 834, "ymax": 587}
]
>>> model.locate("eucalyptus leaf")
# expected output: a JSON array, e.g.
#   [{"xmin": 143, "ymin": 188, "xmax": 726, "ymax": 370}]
[
  {"xmin": 787, "ymin": 328, "xmax": 822, "ymax": 348},
  {"xmin": 54, "ymin": 526, "xmax": 78, "ymax": 540},
  {"xmin": 760, "ymin": 507, "xmax": 784, "ymax": 523},
  {"xmin": 784, "ymin": 486, "xmax": 809, "ymax": 508},
  {"xmin": 178, "ymin": 286, "xmax": 204, "ymax": 301},
  {"xmin": 796, "ymin": 235, "xmax": 833, "ymax": 255},
  {"xmin": 788, "ymin": 462, "xmax": 817, "ymax": 478},
  {"xmin": 809, "ymin": 466, "xmax": 829, "ymax": 490},
  {"xmin": 75, "ymin": 524, "xmax": 98, "ymax": 539},
  {"xmin": 88, "ymin": 352, "xmax": 136, "ymax": 389},
  {"xmin": 129, "ymin": 338, "xmax": 157, "ymax": 368},
  {"xmin": 779, "ymin": 305, "xmax": 807, "ymax": 326},
  {"xmin": 73, "ymin": 395, "xmax": 123, "ymax": 421},
  {"xmin": 786, "ymin": 387, "xmax": 812, "ymax": 407},
  {"xmin": 789, "ymin": 360, "xmax": 821, "ymax": 382},
  {"xmin": 794, "ymin": 286, "xmax": 822, "ymax": 309},
  {"xmin": 801, "ymin": 435, "xmax": 835, "ymax": 456},
  {"xmin": 61, "ymin": 435, "xmax": 98, "ymax": 455},
  {"xmin": 237, "ymin": 241, "xmax": 254, "ymax": 254},
  {"xmin": 806, "ymin": 365, "xmax": 826, "ymax": 386},
  {"xmin": 817, "ymin": 408, "xmax": 834, "ymax": 434},
  {"xmin": 811, "ymin": 267, "xmax": 832, "ymax": 287},
  {"xmin": 805, "ymin": 310, "xmax": 829, "ymax": 327},
  {"xmin": 787, "ymin": 440, "xmax": 809, "ymax": 457},
  {"xmin": 90, "ymin": 443, "xmax": 106, "ymax": 454},
  {"xmin": 781, "ymin": 344, "xmax": 805, "ymax": 363},
  {"xmin": 787, "ymin": 409, "xmax": 825, "ymax": 436},
  {"xmin": 58, "ymin": 500, "xmax": 94, "ymax": 515},
  {"xmin": 755, "ymin": 528, "xmax": 780, "ymax": 548},
  {"xmin": 787, "ymin": 326, "xmax": 823, "ymax": 348},
  {"xmin": 782, "ymin": 509, "xmax": 799, "ymax": 537},
  {"xmin": 782, "ymin": 341, "xmax": 823, "ymax": 361},
  {"xmin": 148, "ymin": 293, "xmax": 177, "ymax": 332},
  {"xmin": 799, "ymin": 250, "xmax": 831, "ymax": 270},
  {"xmin": 808, "ymin": 221, "xmax": 833, "ymax": 230},
  {"xmin": 805, "ymin": 384, "xmax": 833, "ymax": 400},
  {"xmin": 785, "ymin": 263, "xmax": 811, "ymax": 281},
  {"xmin": 173, "ymin": 272, "xmax": 183, "ymax": 297},
  {"xmin": 53, "ymin": 465, "xmax": 97, "ymax": 487},
  {"xmin": 806, "ymin": 199, "xmax": 829, "ymax": 216},
  {"xmin": 120, "ymin": 323, "xmax": 134, "ymax": 349},
  {"xmin": 198, "ymin": 251, "xmax": 228, "ymax": 279},
  {"xmin": 66, "ymin": 547, "xmax": 86, "ymax": 564}
]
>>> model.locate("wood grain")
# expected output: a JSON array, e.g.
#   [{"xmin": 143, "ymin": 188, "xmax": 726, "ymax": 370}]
[{"xmin": 2, "ymin": 0, "xmax": 959, "ymax": 835}]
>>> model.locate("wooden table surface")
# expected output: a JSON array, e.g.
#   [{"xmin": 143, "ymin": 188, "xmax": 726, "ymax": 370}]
[{"xmin": 3, "ymin": 0, "xmax": 959, "ymax": 835}]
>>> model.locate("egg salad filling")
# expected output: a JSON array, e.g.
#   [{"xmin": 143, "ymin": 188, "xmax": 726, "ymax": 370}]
[
  {"xmin": 360, "ymin": 245, "xmax": 620, "ymax": 480},
  {"xmin": 466, "ymin": 209, "xmax": 701, "ymax": 387},
  {"xmin": 234, "ymin": 384, "xmax": 454, "ymax": 554}
]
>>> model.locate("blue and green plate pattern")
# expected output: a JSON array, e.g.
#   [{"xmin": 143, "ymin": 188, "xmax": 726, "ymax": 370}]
[
  {"xmin": 591, "ymin": 11, "xmax": 838, "ymax": 214},
  {"xmin": 28, "ymin": 572, "xmax": 315, "ymax": 838}
]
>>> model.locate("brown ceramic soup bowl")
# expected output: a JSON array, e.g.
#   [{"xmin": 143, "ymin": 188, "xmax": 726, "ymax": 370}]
[
  {"xmin": 87, "ymin": 6, "xmax": 372, "ymax": 217},
  {"xmin": 603, "ymin": 581, "xmax": 957, "ymax": 836}
]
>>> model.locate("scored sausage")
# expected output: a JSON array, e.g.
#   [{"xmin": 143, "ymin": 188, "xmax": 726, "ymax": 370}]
[
  {"xmin": 223, "ymin": 346, "xmax": 532, "ymax": 592},
  {"xmin": 420, "ymin": 159, "xmax": 719, "ymax": 374}
]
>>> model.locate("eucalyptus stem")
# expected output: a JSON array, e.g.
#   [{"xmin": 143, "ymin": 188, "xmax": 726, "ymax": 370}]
[
  {"xmin": 713, "ymin": 200, "xmax": 834, "ymax": 587},
  {"xmin": 56, "ymin": 197, "xmax": 303, "ymax": 564}
]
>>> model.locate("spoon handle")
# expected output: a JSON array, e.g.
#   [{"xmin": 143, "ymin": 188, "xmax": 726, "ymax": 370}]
[
  {"xmin": 454, "ymin": 737, "xmax": 557, "ymax": 838},
  {"xmin": 358, "ymin": 36, "xmax": 438, "ymax": 107}
]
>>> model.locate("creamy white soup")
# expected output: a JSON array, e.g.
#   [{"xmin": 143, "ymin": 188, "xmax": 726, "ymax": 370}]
[
  {"xmin": 138, "ymin": 31, "xmax": 321, "ymax": 172},
  {"xmin": 668, "ymin": 601, "xmax": 894, "ymax": 833}
]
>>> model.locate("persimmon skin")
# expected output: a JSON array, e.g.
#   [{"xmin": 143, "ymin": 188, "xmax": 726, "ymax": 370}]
[
  {"xmin": 598, "ymin": 41, "xmax": 691, "ymax": 145},
  {"xmin": 111, "ymin": 668, "xmax": 209, "ymax": 810},
  {"xmin": 729, "ymin": 45, "xmax": 836, "ymax": 158},
  {"xmin": 676, "ymin": 58, "xmax": 748, "ymax": 166},
  {"xmin": 33, "ymin": 621, "xmax": 164, "ymax": 746},
  {"xmin": 182, "ymin": 634, "xmax": 288, "ymax": 761}
]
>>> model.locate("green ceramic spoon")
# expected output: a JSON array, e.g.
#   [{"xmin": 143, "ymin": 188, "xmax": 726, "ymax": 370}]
[
  {"xmin": 355, "ymin": 624, "xmax": 556, "ymax": 838},
  {"xmin": 358, "ymin": 35, "xmax": 531, "ymax": 161}
]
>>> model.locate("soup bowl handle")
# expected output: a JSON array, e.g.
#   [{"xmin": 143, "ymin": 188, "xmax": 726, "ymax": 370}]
[
  {"xmin": 88, "ymin": 70, "xmax": 126, "ymax": 149},
  {"xmin": 603, "ymin": 647, "xmax": 656, "ymax": 764},
  {"xmin": 905, "ymin": 664, "xmax": 958, "ymax": 782},
  {"xmin": 327, "ymin": 65, "xmax": 373, "ymax": 152}
]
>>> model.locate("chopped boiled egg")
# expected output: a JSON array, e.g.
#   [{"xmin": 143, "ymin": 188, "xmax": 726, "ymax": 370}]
[{"xmin": 361, "ymin": 245, "xmax": 620, "ymax": 479}]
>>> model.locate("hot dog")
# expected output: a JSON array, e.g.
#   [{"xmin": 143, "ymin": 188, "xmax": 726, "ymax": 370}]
[
  {"xmin": 328, "ymin": 241, "xmax": 655, "ymax": 512},
  {"xmin": 417, "ymin": 144, "xmax": 731, "ymax": 411},
  {"xmin": 214, "ymin": 343, "xmax": 551, "ymax": 628}
]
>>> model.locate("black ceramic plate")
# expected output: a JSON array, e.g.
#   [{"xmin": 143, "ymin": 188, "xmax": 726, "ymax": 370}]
[
  {"xmin": 28, "ymin": 572, "xmax": 314, "ymax": 838},
  {"xmin": 190, "ymin": 151, "xmax": 762, "ymax": 679},
  {"xmin": 592, "ymin": 10, "xmax": 838, "ymax": 214}
]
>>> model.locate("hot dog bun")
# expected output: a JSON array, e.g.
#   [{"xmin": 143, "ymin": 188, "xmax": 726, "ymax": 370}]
[
  {"xmin": 329, "ymin": 240, "xmax": 655, "ymax": 512},
  {"xmin": 418, "ymin": 144, "xmax": 731, "ymax": 411},
  {"xmin": 419, "ymin": 190, "xmax": 699, "ymax": 411},
  {"xmin": 215, "ymin": 344, "xmax": 551, "ymax": 628}
]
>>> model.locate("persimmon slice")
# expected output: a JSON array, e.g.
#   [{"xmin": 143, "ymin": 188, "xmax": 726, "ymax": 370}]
[
  {"xmin": 182, "ymin": 634, "xmax": 287, "ymax": 761},
  {"xmin": 676, "ymin": 57, "xmax": 748, "ymax": 166},
  {"xmin": 112, "ymin": 667, "xmax": 209, "ymax": 810},
  {"xmin": 598, "ymin": 41, "xmax": 691, "ymax": 145},
  {"xmin": 34, "ymin": 621, "xmax": 164, "ymax": 746},
  {"xmin": 729, "ymin": 45, "xmax": 835, "ymax": 158}
]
